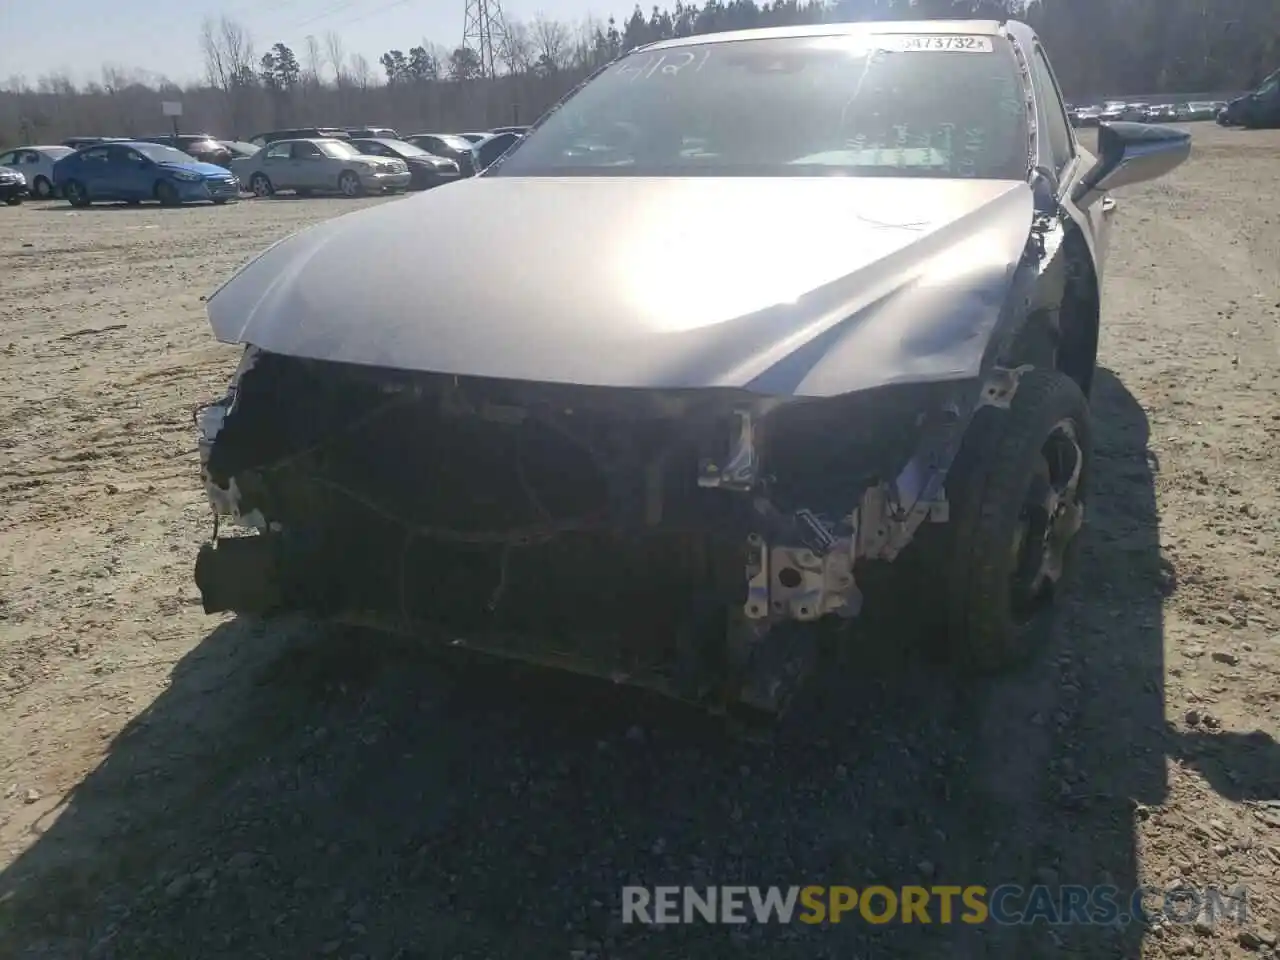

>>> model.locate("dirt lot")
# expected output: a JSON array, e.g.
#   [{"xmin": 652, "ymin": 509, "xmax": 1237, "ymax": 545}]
[{"xmin": 1, "ymin": 123, "xmax": 1278, "ymax": 960}]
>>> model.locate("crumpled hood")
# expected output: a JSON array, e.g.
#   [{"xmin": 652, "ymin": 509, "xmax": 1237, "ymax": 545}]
[
  {"xmin": 159, "ymin": 160, "xmax": 233, "ymax": 179},
  {"xmin": 207, "ymin": 175, "xmax": 1034, "ymax": 397}
]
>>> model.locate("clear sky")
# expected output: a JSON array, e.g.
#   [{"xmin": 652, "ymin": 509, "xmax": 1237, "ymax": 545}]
[{"xmin": 0, "ymin": 0, "xmax": 643, "ymax": 86}]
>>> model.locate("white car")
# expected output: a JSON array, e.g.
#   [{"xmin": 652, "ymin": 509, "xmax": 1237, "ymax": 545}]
[
  {"xmin": 0, "ymin": 145, "xmax": 75, "ymax": 199},
  {"xmin": 230, "ymin": 138, "xmax": 411, "ymax": 198}
]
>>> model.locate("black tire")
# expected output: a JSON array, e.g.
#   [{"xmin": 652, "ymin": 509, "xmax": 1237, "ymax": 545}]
[
  {"xmin": 64, "ymin": 179, "xmax": 90, "ymax": 207},
  {"xmin": 250, "ymin": 174, "xmax": 273, "ymax": 198},
  {"xmin": 32, "ymin": 176, "xmax": 53, "ymax": 199},
  {"xmin": 155, "ymin": 180, "xmax": 180, "ymax": 207},
  {"xmin": 4, "ymin": 195, "xmax": 21, "ymax": 206},
  {"xmin": 939, "ymin": 369, "xmax": 1092, "ymax": 673},
  {"xmin": 212, "ymin": 197, "xmax": 230, "ymax": 205},
  {"xmin": 338, "ymin": 171, "xmax": 363, "ymax": 197}
]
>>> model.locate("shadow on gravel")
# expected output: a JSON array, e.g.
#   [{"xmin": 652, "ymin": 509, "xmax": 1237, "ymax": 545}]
[{"xmin": 5, "ymin": 366, "xmax": 1238, "ymax": 960}]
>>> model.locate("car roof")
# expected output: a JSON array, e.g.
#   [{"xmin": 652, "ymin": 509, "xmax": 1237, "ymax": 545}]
[{"xmin": 639, "ymin": 18, "xmax": 1009, "ymax": 52}]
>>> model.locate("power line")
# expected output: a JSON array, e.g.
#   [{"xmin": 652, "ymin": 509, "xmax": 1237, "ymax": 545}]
[{"xmin": 463, "ymin": 0, "xmax": 508, "ymax": 78}]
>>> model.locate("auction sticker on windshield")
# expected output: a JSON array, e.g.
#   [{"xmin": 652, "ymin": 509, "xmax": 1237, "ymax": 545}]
[{"xmin": 878, "ymin": 35, "xmax": 995, "ymax": 53}]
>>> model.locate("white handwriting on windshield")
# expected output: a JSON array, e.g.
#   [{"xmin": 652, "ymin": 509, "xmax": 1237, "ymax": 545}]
[{"xmin": 615, "ymin": 50, "xmax": 711, "ymax": 82}]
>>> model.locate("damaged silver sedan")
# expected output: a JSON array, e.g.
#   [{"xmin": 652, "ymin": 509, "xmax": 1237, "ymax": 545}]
[{"xmin": 194, "ymin": 19, "xmax": 1190, "ymax": 718}]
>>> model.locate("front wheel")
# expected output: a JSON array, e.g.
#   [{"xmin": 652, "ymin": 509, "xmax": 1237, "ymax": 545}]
[
  {"xmin": 63, "ymin": 180, "xmax": 90, "ymax": 207},
  {"xmin": 939, "ymin": 369, "xmax": 1091, "ymax": 673},
  {"xmin": 4, "ymin": 194, "xmax": 21, "ymax": 206},
  {"xmin": 32, "ymin": 176, "xmax": 53, "ymax": 199},
  {"xmin": 250, "ymin": 174, "xmax": 273, "ymax": 198},
  {"xmin": 155, "ymin": 180, "xmax": 180, "ymax": 207},
  {"xmin": 338, "ymin": 171, "xmax": 362, "ymax": 197}
]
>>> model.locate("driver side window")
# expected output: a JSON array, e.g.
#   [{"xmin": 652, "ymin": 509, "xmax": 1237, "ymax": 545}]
[
  {"xmin": 293, "ymin": 142, "xmax": 322, "ymax": 159},
  {"xmin": 104, "ymin": 146, "xmax": 137, "ymax": 165}
]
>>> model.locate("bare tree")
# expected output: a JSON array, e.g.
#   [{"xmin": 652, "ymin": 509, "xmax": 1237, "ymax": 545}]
[
  {"xmin": 198, "ymin": 16, "xmax": 257, "ymax": 135},
  {"xmin": 303, "ymin": 34, "xmax": 323, "ymax": 86},
  {"xmin": 349, "ymin": 53, "xmax": 373, "ymax": 91},
  {"xmin": 100, "ymin": 65, "xmax": 134, "ymax": 97},
  {"xmin": 500, "ymin": 19, "xmax": 534, "ymax": 75},
  {"xmin": 325, "ymin": 31, "xmax": 348, "ymax": 86},
  {"xmin": 200, "ymin": 16, "xmax": 255, "ymax": 92},
  {"xmin": 531, "ymin": 13, "xmax": 571, "ymax": 72}
]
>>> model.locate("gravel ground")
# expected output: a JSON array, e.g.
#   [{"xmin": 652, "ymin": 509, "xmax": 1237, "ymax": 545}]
[{"xmin": 1, "ymin": 124, "xmax": 1278, "ymax": 960}]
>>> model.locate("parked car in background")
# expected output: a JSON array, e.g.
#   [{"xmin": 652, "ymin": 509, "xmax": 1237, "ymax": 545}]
[
  {"xmin": 231, "ymin": 137, "xmax": 411, "ymax": 197},
  {"xmin": 0, "ymin": 145, "xmax": 74, "ymax": 198},
  {"xmin": 350, "ymin": 138, "xmax": 461, "ymax": 190},
  {"xmin": 404, "ymin": 133, "xmax": 479, "ymax": 175},
  {"xmin": 471, "ymin": 131, "xmax": 523, "ymax": 172},
  {"xmin": 61, "ymin": 136, "xmax": 124, "ymax": 150},
  {"xmin": 1142, "ymin": 103, "xmax": 1179, "ymax": 123},
  {"xmin": 1217, "ymin": 70, "xmax": 1280, "ymax": 128},
  {"xmin": 247, "ymin": 127, "xmax": 350, "ymax": 148},
  {"xmin": 1069, "ymin": 105, "xmax": 1102, "ymax": 127},
  {"xmin": 138, "ymin": 134, "xmax": 233, "ymax": 168},
  {"xmin": 52, "ymin": 141, "xmax": 240, "ymax": 207},
  {"xmin": 220, "ymin": 141, "xmax": 260, "ymax": 160},
  {"xmin": 193, "ymin": 20, "xmax": 1191, "ymax": 718},
  {"xmin": 0, "ymin": 167, "xmax": 27, "ymax": 205},
  {"xmin": 346, "ymin": 126, "xmax": 400, "ymax": 139}
]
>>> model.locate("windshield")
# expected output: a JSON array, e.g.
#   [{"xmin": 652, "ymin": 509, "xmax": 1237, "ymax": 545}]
[
  {"xmin": 374, "ymin": 139, "xmax": 428, "ymax": 157},
  {"xmin": 133, "ymin": 143, "xmax": 198, "ymax": 164},
  {"xmin": 317, "ymin": 139, "xmax": 362, "ymax": 159},
  {"xmin": 44, "ymin": 146, "xmax": 74, "ymax": 160},
  {"xmin": 494, "ymin": 33, "xmax": 1029, "ymax": 180}
]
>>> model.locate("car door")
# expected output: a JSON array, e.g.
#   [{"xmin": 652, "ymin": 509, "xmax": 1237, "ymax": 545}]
[
  {"xmin": 259, "ymin": 140, "xmax": 295, "ymax": 188},
  {"xmin": 109, "ymin": 145, "xmax": 154, "ymax": 201},
  {"xmin": 1030, "ymin": 42, "xmax": 1114, "ymax": 277},
  {"xmin": 75, "ymin": 146, "xmax": 114, "ymax": 196},
  {"xmin": 25, "ymin": 150, "xmax": 53, "ymax": 187},
  {"xmin": 290, "ymin": 140, "xmax": 327, "ymax": 189},
  {"xmin": 15, "ymin": 150, "xmax": 43, "ymax": 189}
]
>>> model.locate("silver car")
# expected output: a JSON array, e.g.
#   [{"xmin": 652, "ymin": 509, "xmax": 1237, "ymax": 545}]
[{"xmin": 230, "ymin": 137, "xmax": 411, "ymax": 198}]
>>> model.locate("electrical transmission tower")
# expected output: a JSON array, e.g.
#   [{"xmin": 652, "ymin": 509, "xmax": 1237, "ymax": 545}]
[{"xmin": 463, "ymin": 0, "xmax": 509, "ymax": 79}]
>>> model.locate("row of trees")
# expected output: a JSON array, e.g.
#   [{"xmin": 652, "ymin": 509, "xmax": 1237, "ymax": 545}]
[{"xmin": 1, "ymin": 0, "xmax": 1277, "ymax": 147}]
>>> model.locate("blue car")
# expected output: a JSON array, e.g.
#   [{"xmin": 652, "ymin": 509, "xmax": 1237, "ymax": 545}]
[{"xmin": 52, "ymin": 140, "xmax": 240, "ymax": 207}]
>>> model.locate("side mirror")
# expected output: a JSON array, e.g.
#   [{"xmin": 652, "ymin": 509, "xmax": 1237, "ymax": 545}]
[{"xmin": 1072, "ymin": 121, "xmax": 1190, "ymax": 210}]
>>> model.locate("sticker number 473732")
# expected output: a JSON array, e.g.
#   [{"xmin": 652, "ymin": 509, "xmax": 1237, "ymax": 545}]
[{"xmin": 883, "ymin": 35, "xmax": 995, "ymax": 53}]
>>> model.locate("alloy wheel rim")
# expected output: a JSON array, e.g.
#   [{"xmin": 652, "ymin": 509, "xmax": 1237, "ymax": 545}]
[{"xmin": 1008, "ymin": 418, "xmax": 1085, "ymax": 624}]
